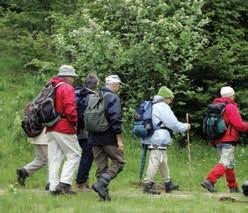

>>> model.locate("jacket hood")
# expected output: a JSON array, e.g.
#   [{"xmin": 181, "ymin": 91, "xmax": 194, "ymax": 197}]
[
  {"xmin": 153, "ymin": 95, "xmax": 164, "ymax": 102},
  {"xmin": 213, "ymin": 97, "xmax": 237, "ymax": 105},
  {"xmin": 50, "ymin": 77, "xmax": 67, "ymax": 84},
  {"xmin": 77, "ymin": 86, "xmax": 95, "ymax": 96},
  {"xmin": 101, "ymin": 86, "xmax": 115, "ymax": 94}
]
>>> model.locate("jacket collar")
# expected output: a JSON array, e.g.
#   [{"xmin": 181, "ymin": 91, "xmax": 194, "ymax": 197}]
[
  {"xmin": 213, "ymin": 97, "xmax": 237, "ymax": 106},
  {"xmin": 101, "ymin": 86, "xmax": 115, "ymax": 94}
]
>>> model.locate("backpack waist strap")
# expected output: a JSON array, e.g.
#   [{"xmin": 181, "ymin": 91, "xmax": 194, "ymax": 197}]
[
  {"xmin": 154, "ymin": 121, "xmax": 173, "ymax": 134},
  {"xmin": 148, "ymin": 144, "xmax": 167, "ymax": 150}
]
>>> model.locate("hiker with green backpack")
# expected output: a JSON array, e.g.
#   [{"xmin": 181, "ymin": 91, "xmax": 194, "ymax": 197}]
[
  {"xmin": 85, "ymin": 75, "xmax": 125, "ymax": 201},
  {"xmin": 201, "ymin": 86, "xmax": 248, "ymax": 193},
  {"xmin": 140, "ymin": 86, "xmax": 190, "ymax": 194}
]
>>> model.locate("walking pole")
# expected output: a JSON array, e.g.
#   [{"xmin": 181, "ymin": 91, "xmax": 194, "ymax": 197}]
[
  {"xmin": 186, "ymin": 113, "xmax": 192, "ymax": 191},
  {"xmin": 139, "ymin": 144, "xmax": 148, "ymax": 184}
]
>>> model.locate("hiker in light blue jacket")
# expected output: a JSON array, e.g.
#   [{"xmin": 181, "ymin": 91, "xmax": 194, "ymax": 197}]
[{"xmin": 143, "ymin": 86, "xmax": 190, "ymax": 194}]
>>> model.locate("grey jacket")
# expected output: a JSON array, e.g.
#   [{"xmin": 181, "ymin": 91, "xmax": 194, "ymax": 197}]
[{"xmin": 142, "ymin": 95, "xmax": 189, "ymax": 145}]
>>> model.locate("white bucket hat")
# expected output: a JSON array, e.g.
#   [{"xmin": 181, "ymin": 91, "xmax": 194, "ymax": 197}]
[
  {"xmin": 220, "ymin": 86, "xmax": 235, "ymax": 98},
  {"xmin": 105, "ymin": 75, "xmax": 125, "ymax": 85},
  {"xmin": 58, "ymin": 65, "xmax": 78, "ymax": 77}
]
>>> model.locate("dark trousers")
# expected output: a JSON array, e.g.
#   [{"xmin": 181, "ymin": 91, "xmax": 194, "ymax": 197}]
[
  {"xmin": 92, "ymin": 145, "xmax": 125, "ymax": 180},
  {"xmin": 76, "ymin": 139, "xmax": 93, "ymax": 184}
]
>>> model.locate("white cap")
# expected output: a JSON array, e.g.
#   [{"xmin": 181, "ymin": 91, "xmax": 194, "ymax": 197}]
[
  {"xmin": 220, "ymin": 86, "xmax": 235, "ymax": 98},
  {"xmin": 105, "ymin": 75, "xmax": 125, "ymax": 85},
  {"xmin": 58, "ymin": 65, "xmax": 78, "ymax": 77}
]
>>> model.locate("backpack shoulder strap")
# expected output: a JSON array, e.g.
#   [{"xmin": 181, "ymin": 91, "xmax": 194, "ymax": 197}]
[
  {"xmin": 54, "ymin": 82, "xmax": 64, "ymax": 88},
  {"xmin": 152, "ymin": 101, "xmax": 173, "ymax": 133},
  {"xmin": 100, "ymin": 91, "xmax": 112, "ymax": 98}
]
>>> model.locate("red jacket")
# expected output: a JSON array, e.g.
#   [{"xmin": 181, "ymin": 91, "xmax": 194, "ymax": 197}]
[
  {"xmin": 47, "ymin": 77, "xmax": 77, "ymax": 134},
  {"xmin": 213, "ymin": 97, "xmax": 248, "ymax": 144}
]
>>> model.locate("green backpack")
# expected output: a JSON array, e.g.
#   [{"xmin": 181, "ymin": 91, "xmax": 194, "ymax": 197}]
[
  {"xmin": 202, "ymin": 103, "xmax": 228, "ymax": 140},
  {"xmin": 84, "ymin": 92, "xmax": 111, "ymax": 133}
]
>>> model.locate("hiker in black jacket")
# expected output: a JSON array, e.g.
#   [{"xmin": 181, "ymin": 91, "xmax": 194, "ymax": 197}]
[
  {"xmin": 75, "ymin": 74, "xmax": 99, "ymax": 192},
  {"xmin": 89, "ymin": 75, "xmax": 125, "ymax": 201}
]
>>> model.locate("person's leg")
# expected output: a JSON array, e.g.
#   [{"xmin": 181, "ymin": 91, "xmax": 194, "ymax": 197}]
[
  {"xmin": 221, "ymin": 145, "xmax": 238, "ymax": 191},
  {"xmin": 201, "ymin": 144, "xmax": 224, "ymax": 192},
  {"xmin": 226, "ymin": 168, "xmax": 238, "ymax": 190},
  {"xmin": 159, "ymin": 150, "xmax": 170, "ymax": 183},
  {"xmin": 47, "ymin": 132, "xmax": 64, "ymax": 192},
  {"xmin": 76, "ymin": 140, "xmax": 93, "ymax": 185},
  {"xmin": 56, "ymin": 133, "xmax": 81, "ymax": 186},
  {"xmin": 92, "ymin": 145, "xmax": 108, "ymax": 180},
  {"xmin": 103, "ymin": 145, "xmax": 125, "ymax": 179},
  {"xmin": 24, "ymin": 145, "xmax": 48, "ymax": 175},
  {"xmin": 143, "ymin": 150, "xmax": 161, "ymax": 194},
  {"xmin": 144, "ymin": 150, "xmax": 160, "ymax": 183},
  {"xmin": 92, "ymin": 146, "xmax": 110, "ymax": 200},
  {"xmin": 17, "ymin": 144, "xmax": 48, "ymax": 186},
  {"xmin": 159, "ymin": 150, "xmax": 178, "ymax": 192},
  {"xmin": 206, "ymin": 144, "xmax": 226, "ymax": 184}
]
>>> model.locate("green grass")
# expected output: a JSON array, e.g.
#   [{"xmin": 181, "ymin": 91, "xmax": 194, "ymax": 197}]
[{"xmin": 1, "ymin": 56, "xmax": 248, "ymax": 212}]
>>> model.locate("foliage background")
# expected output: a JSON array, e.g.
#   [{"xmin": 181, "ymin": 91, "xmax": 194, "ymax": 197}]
[
  {"xmin": 0, "ymin": 2, "xmax": 248, "ymax": 211},
  {"xmin": 1, "ymin": 0, "xmax": 248, "ymax": 139}
]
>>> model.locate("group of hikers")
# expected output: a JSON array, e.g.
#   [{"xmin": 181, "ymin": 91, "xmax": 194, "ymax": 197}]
[{"xmin": 16, "ymin": 65, "xmax": 248, "ymax": 200}]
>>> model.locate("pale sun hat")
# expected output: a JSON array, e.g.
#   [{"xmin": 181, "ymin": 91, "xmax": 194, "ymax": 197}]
[
  {"xmin": 220, "ymin": 86, "xmax": 235, "ymax": 98},
  {"xmin": 58, "ymin": 65, "xmax": 78, "ymax": 77},
  {"xmin": 105, "ymin": 75, "xmax": 125, "ymax": 85}
]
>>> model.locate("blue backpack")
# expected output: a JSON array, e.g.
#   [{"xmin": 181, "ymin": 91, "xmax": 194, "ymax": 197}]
[{"xmin": 132, "ymin": 101, "xmax": 155, "ymax": 138}]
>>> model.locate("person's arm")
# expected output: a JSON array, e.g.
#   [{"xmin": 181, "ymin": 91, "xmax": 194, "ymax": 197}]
[
  {"xmin": 105, "ymin": 94, "xmax": 122, "ymax": 134},
  {"xmin": 63, "ymin": 85, "xmax": 77, "ymax": 128},
  {"xmin": 157, "ymin": 104, "xmax": 190, "ymax": 133},
  {"xmin": 226, "ymin": 104, "xmax": 248, "ymax": 132},
  {"xmin": 105, "ymin": 94, "xmax": 123, "ymax": 150}
]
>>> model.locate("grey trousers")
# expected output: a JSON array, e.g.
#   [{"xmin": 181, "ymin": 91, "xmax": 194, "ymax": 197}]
[
  {"xmin": 24, "ymin": 144, "xmax": 48, "ymax": 175},
  {"xmin": 92, "ymin": 145, "xmax": 125, "ymax": 180}
]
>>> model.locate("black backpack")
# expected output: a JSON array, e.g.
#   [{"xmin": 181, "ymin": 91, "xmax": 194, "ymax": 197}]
[
  {"xmin": 202, "ymin": 103, "xmax": 228, "ymax": 140},
  {"xmin": 21, "ymin": 82, "xmax": 64, "ymax": 137},
  {"xmin": 75, "ymin": 87, "xmax": 94, "ymax": 132}
]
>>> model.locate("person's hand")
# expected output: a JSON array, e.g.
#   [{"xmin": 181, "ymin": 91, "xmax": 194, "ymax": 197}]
[
  {"xmin": 187, "ymin": 123, "xmax": 191, "ymax": 130},
  {"xmin": 117, "ymin": 140, "xmax": 124, "ymax": 152},
  {"xmin": 116, "ymin": 134, "xmax": 124, "ymax": 151}
]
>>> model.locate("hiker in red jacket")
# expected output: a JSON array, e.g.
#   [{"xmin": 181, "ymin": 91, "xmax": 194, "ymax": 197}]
[
  {"xmin": 47, "ymin": 65, "xmax": 81, "ymax": 195},
  {"xmin": 201, "ymin": 86, "xmax": 248, "ymax": 193}
]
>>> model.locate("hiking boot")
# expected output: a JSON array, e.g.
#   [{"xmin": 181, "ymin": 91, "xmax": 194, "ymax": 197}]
[
  {"xmin": 201, "ymin": 180, "xmax": 216, "ymax": 193},
  {"xmin": 229, "ymin": 187, "xmax": 239, "ymax": 193},
  {"xmin": 242, "ymin": 181, "xmax": 248, "ymax": 196},
  {"xmin": 50, "ymin": 190, "xmax": 61, "ymax": 196},
  {"xmin": 45, "ymin": 183, "xmax": 50, "ymax": 191},
  {"xmin": 55, "ymin": 182, "xmax": 77, "ymax": 195},
  {"xmin": 143, "ymin": 182, "xmax": 161, "ymax": 195},
  {"xmin": 16, "ymin": 168, "xmax": 29, "ymax": 186},
  {"xmin": 165, "ymin": 180, "xmax": 179, "ymax": 193},
  {"xmin": 92, "ymin": 173, "xmax": 111, "ymax": 201},
  {"xmin": 77, "ymin": 181, "xmax": 92, "ymax": 192}
]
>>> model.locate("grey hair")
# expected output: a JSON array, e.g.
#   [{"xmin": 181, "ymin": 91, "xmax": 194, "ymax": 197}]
[{"xmin": 84, "ymin": 74, "xmax": 99, "ymax": 90}]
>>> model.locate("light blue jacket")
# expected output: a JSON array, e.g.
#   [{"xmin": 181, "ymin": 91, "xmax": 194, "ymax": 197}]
[{"xmin": 142, "ymin": 95, "xmax": 189, "ymax": 145}]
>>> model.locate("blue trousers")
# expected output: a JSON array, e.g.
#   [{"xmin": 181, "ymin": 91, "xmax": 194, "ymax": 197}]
[{"xmin": 76, "ymin": 139, "xmax": 93, "ymax": 184}]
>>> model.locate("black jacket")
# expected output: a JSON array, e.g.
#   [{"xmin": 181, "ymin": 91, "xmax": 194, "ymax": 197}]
[
  {"xmin": 75, "ymin": 86, "xmax": 95, "ymax": 140},
  {"xmin": 89, "ymin": 86, "xmax": 122, "ymax": 146}
]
